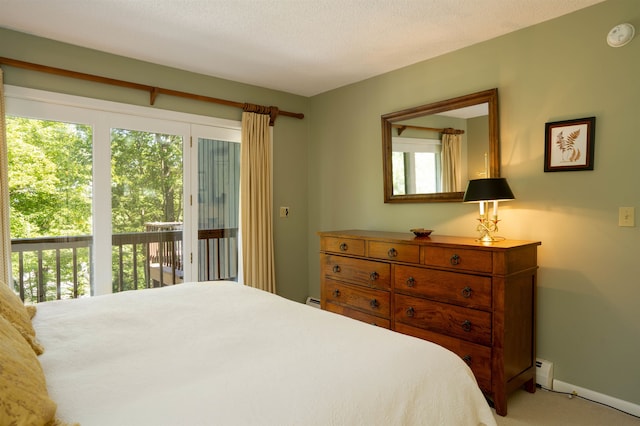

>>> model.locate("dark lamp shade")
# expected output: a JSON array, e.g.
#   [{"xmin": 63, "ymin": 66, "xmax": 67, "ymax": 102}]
[{"xmin": 463, "ymin": 178, "xmax": 515, "ymax": 202}]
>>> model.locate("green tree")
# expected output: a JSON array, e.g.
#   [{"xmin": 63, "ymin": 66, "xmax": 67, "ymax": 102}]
[
  {"xmin": 110, "ymin": 129, "xmax": 183, "ymax": 292},
  {"xmin": 110, "ymin": 129, "xmax": 183, "ymax": 233},
  {"xmin": 7, "ymin": 117, "xmax": 92, "ymax": 237}
]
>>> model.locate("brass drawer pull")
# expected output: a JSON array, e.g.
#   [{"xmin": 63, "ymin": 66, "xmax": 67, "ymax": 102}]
[
  {"xmin": 461, "ymin": 320, "xmax": 472, "ymax": 332},
  {"xmin": 332, "ymin": 289, "xmax": 341, "ymax": 298},
  {"xmin": 387, "ymin": 248, "xmax": 398, "ymax": 258},
  {"xmin": 339, "ymin": 242, "xmax": 348, "ymax": 251},
  {"xmin": 450, "ymin": 254, "xmax": 461, "ymax": 265},
  {"xmin": 463, "ymin": 355, "xmax": 472, "ymax": 366},
  {"xmin": 370, "ymin": 299, "xmax": 380, "ymax": 309},
  {"xmin": 406, "ymin": 306, "xmax": 415, "ymax": 317},
  {"xmin": 461, "ymin": 286, "xmax": 473, "ymax": 298},
  {"xmin": 406, "ymin": 276, "xmax": 415, "ymax": 287},
  {"xmin": 332, "ymin": 265, "xmax": 341, "ymax": 273}
]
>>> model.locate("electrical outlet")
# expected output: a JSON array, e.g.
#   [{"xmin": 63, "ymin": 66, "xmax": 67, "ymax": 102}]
[
  {"xmin": 618, "ymin": 207, "xmax": 635, "ymax": 227},
  {"xmin": 279, "ymin": 206, "xmax": 289, "ymax": 218}
]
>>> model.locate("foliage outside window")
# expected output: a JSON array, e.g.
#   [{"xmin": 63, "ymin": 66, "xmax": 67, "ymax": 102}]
[
  {"xmin": 7, "ymin": 117, "xmax": 92, "ymax": 301},
  {"xmin": 7, "ymin": 118, "xmax": 184, "ymax": 301}
]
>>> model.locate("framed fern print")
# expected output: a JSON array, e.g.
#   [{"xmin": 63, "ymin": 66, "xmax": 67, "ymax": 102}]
[{"xmin": 544, "ymin": 117, "xmax": 595, "ymax": 172}]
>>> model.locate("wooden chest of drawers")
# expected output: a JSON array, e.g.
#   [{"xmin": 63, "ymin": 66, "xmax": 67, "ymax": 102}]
[{"xmin": 319, "ymin": 230, "xmax": 540, "ymax": 416}]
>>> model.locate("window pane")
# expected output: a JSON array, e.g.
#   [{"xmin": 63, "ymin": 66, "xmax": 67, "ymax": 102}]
[
  {"xmin": 392, "ymin": 151, "xmax": 440, "ymax": 194},
  {"xmin": 110, "ymin": 128, "xmax": 183, "ymax": 291},
  {"xmin": 7, "ymin": 116, "xmax": 93, "ymax": 302},
  {"xmin": 414, "ymin": 152, "xmax": 438, "ymax": 193},
  {"xmin": 197, "ymin": 138, "xmax": 240, "ymax": 281},
  {"xmin": 392, "ymin": 151, "xmax": 406, "ymax": 195}
]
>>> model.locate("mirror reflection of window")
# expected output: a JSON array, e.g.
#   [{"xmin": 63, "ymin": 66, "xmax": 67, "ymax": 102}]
[{"xmin": 392, "ymin": 137, "xmax": 441, "ymax": 195}]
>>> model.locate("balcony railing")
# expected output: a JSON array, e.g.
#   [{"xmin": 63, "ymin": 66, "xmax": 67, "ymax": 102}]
[{"xmin": 10, "ymin": 228, "xmax": 238, "ymax": 303}]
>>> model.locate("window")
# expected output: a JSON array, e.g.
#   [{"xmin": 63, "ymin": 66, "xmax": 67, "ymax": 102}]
[
  {"xmin": 392, "ymin": 137, "xmax": 442, "ymax": 194},
  {"xmin": 110, "ymin": 127, "xmax": 184, "ymax": 291},
  {"xmin": 7, "ymin": 116, "xmax": 92, "ymax": 301},
  {"xmin": 5, "ymin": 86, "xmax": 241, "ymax": 301},
  {"xmin": 197, "ymin": 138, "xmax": 240, "ymax": 281}
]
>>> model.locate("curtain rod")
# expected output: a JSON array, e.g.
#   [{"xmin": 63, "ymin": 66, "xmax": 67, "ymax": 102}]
[
  {"xmin": 0, "ymin": 57, "xmax": 304, "ymax": 126},
  {"xmin": 392, "ymin": 123, "xmax": 464, "ymax": 135}
]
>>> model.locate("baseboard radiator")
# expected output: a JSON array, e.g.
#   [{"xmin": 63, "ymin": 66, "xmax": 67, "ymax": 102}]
[
  {"xmin": 536, "ymin": 358, "xmax": 554, "ymax": 390},
  {"xmin": 536, "ymin": 357, "xmax": 639, "ymax": 417},
  {"xmin": 305, "ymin": 296, "xmax": 321, "ymax": 309}
]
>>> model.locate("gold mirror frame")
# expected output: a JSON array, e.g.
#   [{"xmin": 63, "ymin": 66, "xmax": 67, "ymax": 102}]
[{"xmin": 382, "ymin": 88, "xmax": 500, "ymax": 203}]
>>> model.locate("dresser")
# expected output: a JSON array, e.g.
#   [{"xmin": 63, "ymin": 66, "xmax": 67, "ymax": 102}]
[{"xmin": 319, "ymin": 229, "xmax": 540, "ymax": 416}]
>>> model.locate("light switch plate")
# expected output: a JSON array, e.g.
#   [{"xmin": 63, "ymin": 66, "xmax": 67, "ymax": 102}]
[{"xmin": 619, "ymin": 207, "xmax": 635, "ymax": 227}]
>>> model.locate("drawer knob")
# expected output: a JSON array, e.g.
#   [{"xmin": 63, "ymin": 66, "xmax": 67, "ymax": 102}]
[
  {"xmin": 370, "ymin": 299, "xmax": 380, "ymax": 309},
  {"xmin": 369, "ymin": 271, "xmax": 379, "ymax": 281},
  {"xmin": 461, "ymin": 320, "xmax": 472, "ymax": 332},
  {"xmin": 339, "ymin": 242, "xmax": 348, "ymax": 252},
  {"xmin": 406, "ymin": 276, "xmax": 415, "ymax": 287},
  {"xmin": 332, "ymin": 289, "xmax": 341, "ymax": 298},
  {"xmin": 332, "ymin": 265, "xmax": 341, "ymax": 273},
  {"xmin": 387, "ymin": 248, "xmax": 398, "ymax": 258},
  {"xmin": 406, "ymin": 306, "xmax": 415, "ymax": 317},
  {"xmin": 450, "ymin": 254, "xmax": 461, "ymax": 265},
  {"xmin": 462, "ymin": 355, "xmax": 472, "ymax": 366},
  {"xmin": 461, "ymin": 286, "xmax": 473, "ymax": 298}
]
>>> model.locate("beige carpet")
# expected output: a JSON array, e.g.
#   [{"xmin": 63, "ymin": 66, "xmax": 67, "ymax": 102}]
[{"xmin": 493, "ymin": 388, "xmax": 640, "ymax": 425}]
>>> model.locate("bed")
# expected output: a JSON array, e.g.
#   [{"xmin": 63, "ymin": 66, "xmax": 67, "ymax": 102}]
[{"xmin": 3, "ymin": 281, "xmax": 496, "ymax": 425}]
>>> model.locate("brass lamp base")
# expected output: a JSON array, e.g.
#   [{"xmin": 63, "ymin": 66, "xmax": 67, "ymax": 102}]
[{"xmin": 475, "ymin": 216, "xmax": 504, "ymax": 243}]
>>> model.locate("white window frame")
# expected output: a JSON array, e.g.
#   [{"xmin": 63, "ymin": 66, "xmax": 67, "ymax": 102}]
[{"xmin": 5, "ymin": 85, "xmax": 241, "ymax": 294}]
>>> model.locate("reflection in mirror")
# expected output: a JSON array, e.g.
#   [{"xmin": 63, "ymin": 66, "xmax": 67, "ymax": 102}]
[{"xmin": 382, "ymin": 89, "xmax": 499, "ymax": 203}]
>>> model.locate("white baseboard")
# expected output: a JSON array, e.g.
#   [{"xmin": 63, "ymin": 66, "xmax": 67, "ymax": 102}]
[{"xmin": 553, "ymin": 379, "xmax": 640, "ymax": 418}]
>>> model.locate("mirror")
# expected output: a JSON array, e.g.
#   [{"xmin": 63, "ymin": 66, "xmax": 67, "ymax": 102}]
[{"xmin": 382, "ymin": 88, "xmax": 499, "ymax": 203}]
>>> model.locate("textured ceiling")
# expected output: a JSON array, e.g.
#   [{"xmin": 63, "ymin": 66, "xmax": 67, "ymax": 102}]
[{"xmin": 0, "ymin": 0, "xmax": 606, "ymax": 96}]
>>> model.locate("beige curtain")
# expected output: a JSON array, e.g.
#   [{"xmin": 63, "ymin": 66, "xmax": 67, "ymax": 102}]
[
  {"xmin": 0, "ymin": 69, "xmax": 11, "ymax": 284},
  {"xmin": 240, "ymin": 111, "xmax": 276, "ymax": 293},
  {"xmin": 441, "ymin": 133, "xmax": 462, "ymax": 192}
]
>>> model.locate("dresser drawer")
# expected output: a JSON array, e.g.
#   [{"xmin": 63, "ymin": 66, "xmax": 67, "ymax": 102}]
[
  {"xmin": 423, "ymin": 246, "xmax": 492, "ymax": 273},
  {"xmin": 320, "ymin": 236, "xmax": 365, "ymax": 256},
  {"xmin": 394, "ymin": 294, "xmax": 491, "ymax": 346},
  {"xmin": 324, "ymin": 302, "xmax": 391, "ymax": 329},
  {"xmin": 322, "ymin": 279, "xmax": 390, "ymax": 318},
  {"xmin": 368, "ymin": 241, "xmax": 420, "ymax": 263},
  {"xmin": 395, "ymin": 323, "xmax": 491, "ymax": 392},
  {"xmin": 321, "ymin": 254, "xmax": 390, "ymax": 290},
  {"xmin": 394, "ymin": 265, "xmax": 492, "ymax": 311}
]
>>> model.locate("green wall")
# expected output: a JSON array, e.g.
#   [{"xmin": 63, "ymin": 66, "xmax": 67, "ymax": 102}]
[
  {"xmin": 308, "ymin": 0, "xmax": 639, "ymax": 406},
  {"xmin": 0, "ymin": 27, "xmax": 310, "ymax": 303}
]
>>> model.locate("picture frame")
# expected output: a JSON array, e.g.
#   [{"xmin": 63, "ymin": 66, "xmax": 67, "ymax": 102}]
[{"xmin": 544, "ymin": 117, "xmax": 595, "ymax": 172}]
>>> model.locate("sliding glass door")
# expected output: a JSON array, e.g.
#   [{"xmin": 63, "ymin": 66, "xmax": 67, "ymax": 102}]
[
  {"xmin": 110, "ymin": 127, "xmax": 185, "ymax": 291},
  {"xmin": 6, "ymin": 86, "xmax": 242, "ymax": 300}
]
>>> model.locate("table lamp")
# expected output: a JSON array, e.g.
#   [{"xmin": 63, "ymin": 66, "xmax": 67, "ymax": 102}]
[{"xmin": 463, "ymin": 178, "xmax": 515, "ymax": 243}]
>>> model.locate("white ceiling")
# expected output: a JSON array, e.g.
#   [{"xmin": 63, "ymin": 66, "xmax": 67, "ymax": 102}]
[{"xmin": 0, "ymin": 0, "xmax": 606, "ymax": 97}]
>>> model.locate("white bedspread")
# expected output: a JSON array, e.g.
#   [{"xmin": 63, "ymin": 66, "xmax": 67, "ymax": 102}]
[{"xmin": 33, "ymin": 282, "xmax": 496, "ymax": 425}]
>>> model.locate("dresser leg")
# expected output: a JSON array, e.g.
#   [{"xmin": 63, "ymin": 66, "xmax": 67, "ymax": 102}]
[
  {"xmin": 493, "ymin": 393, "xmax": 507, "ymax": 416},
  {"xmin": 524, "ymin": 377, "xmax": 536, "ymax": 393}
]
